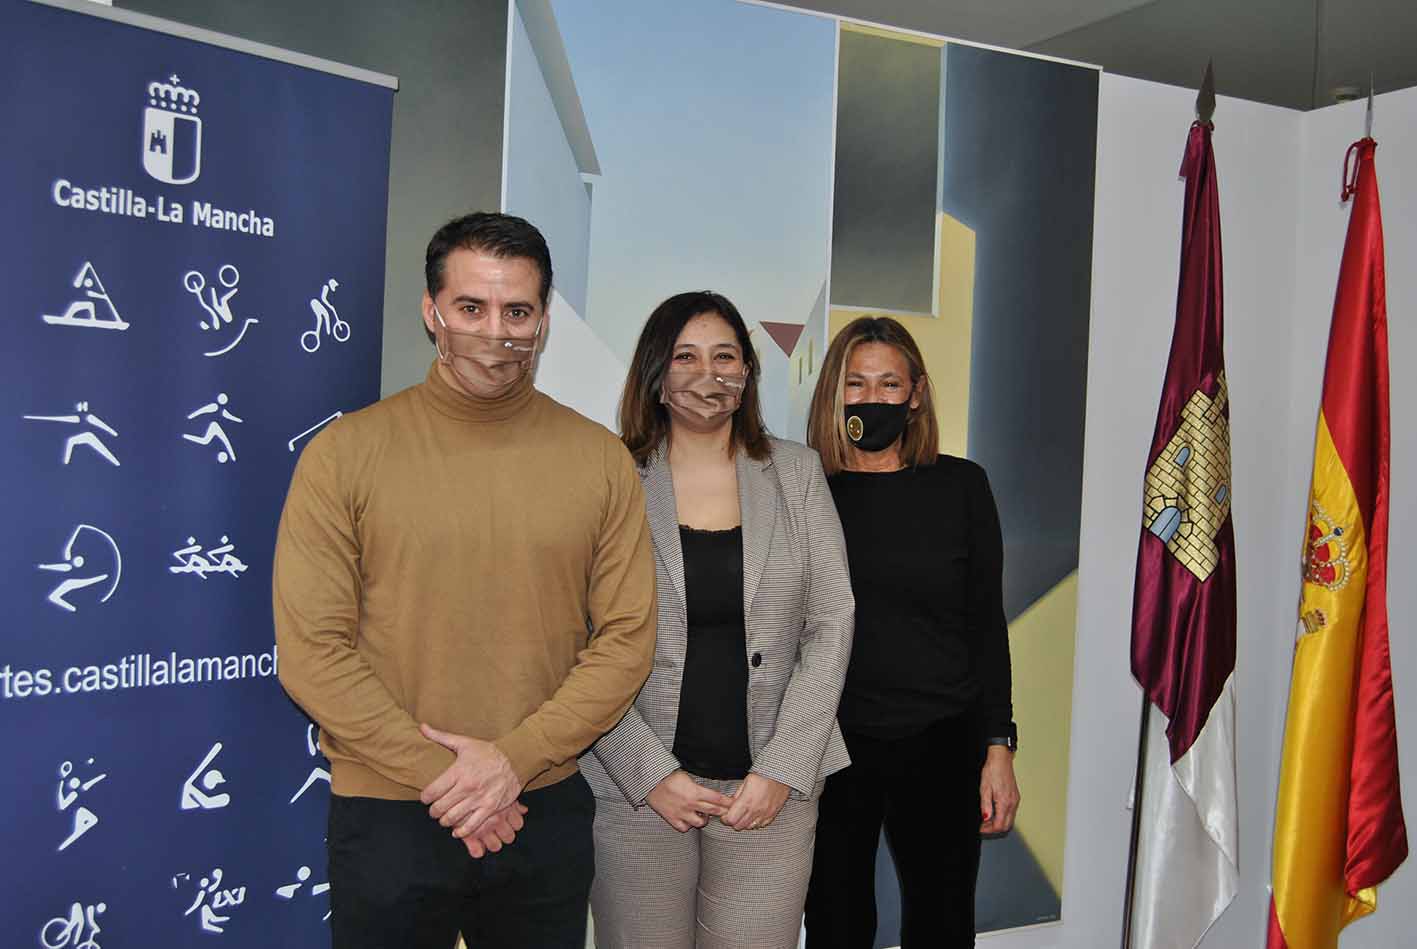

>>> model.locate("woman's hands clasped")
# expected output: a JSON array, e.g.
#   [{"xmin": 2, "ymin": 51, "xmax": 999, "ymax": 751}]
[{"xmin": 647, "ymin": 770, "xmax": 790, "ymax": 833}]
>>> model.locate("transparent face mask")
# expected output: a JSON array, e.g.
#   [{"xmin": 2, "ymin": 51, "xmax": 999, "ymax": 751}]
[
  {"xmin": 659, "ymin": 368, "xmax": 748, "ymax": 428},
  {"xmin": 432, "ymin": 304, "xmax": 542, "ymax": 395}
]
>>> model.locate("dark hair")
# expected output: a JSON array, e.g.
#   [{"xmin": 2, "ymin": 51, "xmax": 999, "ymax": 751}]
[
  {"xmin": 807, "ymin": 316, "xmax": 939, "ymax": 475},
  {"xmin": 619, "ymin": 291, "xmax": 771, "ymax": 466},
  {"xmin": 424, "ymin": 212, "xmax": 553, "ymax": 304}
]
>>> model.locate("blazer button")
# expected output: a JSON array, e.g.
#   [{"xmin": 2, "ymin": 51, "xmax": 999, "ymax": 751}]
[{"xmin": 751, "ymin": 652, "xmax": 762, "ymax": 668}]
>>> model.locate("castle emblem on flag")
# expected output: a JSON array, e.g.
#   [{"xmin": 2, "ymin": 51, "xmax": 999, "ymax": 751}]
[
  {"xmin": 1141, "ymin": 374, "xmax": 1232, "ymax": 582},
  {"xmin": 1303, "ymin": 499, "xmax": 1352, "ymax": 592},
  {"xmin": 142, "ymin": 74, "xmax": 202, "ymax": 185}
]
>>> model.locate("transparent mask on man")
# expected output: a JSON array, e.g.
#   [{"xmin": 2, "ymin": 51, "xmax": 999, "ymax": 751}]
[
  {"xmin": 659, "ymin": 368, "xmax": 748, "ymax": 427},
  {"xmin": 432, "ymin": 304, "xmax": 541, "ymax": 395}
]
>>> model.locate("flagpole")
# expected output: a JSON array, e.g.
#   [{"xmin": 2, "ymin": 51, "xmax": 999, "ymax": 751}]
[{"xmin": 1120, "ymin": 693, "xmax": 1150, "ymax": 949}]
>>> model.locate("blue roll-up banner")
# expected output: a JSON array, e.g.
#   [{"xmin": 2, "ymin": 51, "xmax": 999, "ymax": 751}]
[{"xmin": 0, "ymin": 1, "xmax": 394, "ymax": 944}]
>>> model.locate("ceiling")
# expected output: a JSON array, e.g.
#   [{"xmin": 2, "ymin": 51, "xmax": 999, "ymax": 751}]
[{"xmin": 771, "ymin": 0, "xmax": 1417, "ymax": 111}]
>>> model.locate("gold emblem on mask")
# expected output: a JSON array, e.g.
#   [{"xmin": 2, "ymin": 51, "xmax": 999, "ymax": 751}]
[{"xmin": 846, "ymin": 414, "xmax": 864, "ymax": 442}]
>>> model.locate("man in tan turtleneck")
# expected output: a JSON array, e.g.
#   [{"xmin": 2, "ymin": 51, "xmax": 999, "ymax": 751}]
[{"xmin": 273, "ymin": 212, "xmax": 656, "ymax": 949}]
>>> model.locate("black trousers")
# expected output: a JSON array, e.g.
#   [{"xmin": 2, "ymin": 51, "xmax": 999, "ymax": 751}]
[
  {"xmin": 327, "ymin": 772, "xmax": 595, "ymax": 949},
  {"xmin": 803, "ymin": 716, "xmax": 986, "ymax": 949}
]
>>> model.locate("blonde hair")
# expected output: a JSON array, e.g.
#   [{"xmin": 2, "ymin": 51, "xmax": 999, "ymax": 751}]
[{"xmin": 806, "ymin": 317, "xmax": 939, "ymax": 475}]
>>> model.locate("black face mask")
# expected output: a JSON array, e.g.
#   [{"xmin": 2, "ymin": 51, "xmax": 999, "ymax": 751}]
[{"xmin": 844, "ymin": 402, "xmax": 910, "ymax": 452}]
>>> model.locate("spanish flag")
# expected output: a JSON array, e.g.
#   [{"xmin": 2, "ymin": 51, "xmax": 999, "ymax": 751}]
[{"xmin": 1267, "ymin": 138, "xmax": 1407, "ymax": 949}]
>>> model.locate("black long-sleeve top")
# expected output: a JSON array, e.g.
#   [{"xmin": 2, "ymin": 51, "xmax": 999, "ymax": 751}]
[{"xmin": 827, "ymin": 455, "xmax": 1014, "ymax": 741}]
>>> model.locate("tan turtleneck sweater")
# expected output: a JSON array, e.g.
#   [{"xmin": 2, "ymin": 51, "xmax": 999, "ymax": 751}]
[{"xmin": 273, "ymin": 361, "xmax": 656, "ymax": 799}]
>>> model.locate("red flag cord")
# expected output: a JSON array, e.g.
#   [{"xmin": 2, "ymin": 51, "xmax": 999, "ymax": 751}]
[{"xmin": 1342, "ymin": 137, "xmax": 1375, "ymax": 202}]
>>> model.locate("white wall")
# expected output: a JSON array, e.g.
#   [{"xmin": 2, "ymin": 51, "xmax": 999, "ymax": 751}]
[
  {"xmin": 1013, "ymin": 75, "xmax": 1417, "ymax": 949},
  {"xmin": 534, "ymin": 287, "xmax": 625, "ymax": 431},
  {"xmin": 505, "ymin": 1, "xmax": 593, "ymax": 316}
]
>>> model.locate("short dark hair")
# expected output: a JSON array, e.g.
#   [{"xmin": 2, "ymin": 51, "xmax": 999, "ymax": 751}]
[
  {"xmin": 619, "ymin": 291, "xmax": 771, "ymax": 466},
  {"xmin": 424, "ymin": 212, "xmax": 553, "ymax": 305}
]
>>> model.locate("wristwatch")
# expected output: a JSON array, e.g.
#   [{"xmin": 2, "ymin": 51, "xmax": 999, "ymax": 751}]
[{"xmin": 986, "ymin": 724, "xmax": 1018, "ymax": 753}]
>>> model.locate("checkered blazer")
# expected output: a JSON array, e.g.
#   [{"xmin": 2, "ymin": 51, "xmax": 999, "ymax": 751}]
[{"xmin": 582, "ymin": 437, "xmax": 855, "ymax": 805}]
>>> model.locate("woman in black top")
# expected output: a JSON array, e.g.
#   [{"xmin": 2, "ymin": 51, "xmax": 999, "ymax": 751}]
[
  {"xmin": 802, "ymin": 316, "xmax": 1020, "ymax": 948},
  {"xmin": 582, "ymin": 292, "xmax": 855, "ymax": 948}
]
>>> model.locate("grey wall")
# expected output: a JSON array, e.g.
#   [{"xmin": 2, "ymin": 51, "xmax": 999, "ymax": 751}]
[{"xmin": 118, "ymin": 0, "xmax": 509, "ymax": 397}]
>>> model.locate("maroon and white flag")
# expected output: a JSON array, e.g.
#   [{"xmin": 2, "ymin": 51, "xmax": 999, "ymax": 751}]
[{"xmin": 1127, "ymin": 120, "xmax": 1239, "ymax": 949}]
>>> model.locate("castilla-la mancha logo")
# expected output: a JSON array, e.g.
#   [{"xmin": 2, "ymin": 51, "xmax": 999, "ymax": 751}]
[{"xmin": 143, "ymin": 74, "xmax": 202, "ymax": 185}]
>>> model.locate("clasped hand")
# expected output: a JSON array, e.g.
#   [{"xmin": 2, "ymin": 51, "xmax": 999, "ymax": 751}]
[
  {"xmin": 419, "ymin": 723, "xmax": 526, "ymax": 858},
  {"xmin": 647, "ymin": 770, "xmax": 789, "ymax": 833}
]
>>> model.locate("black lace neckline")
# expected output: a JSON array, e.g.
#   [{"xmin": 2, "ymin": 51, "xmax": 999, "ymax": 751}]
[{"xmin": 678, "ymin": 524, "xmax": 742, "ymax": 537}]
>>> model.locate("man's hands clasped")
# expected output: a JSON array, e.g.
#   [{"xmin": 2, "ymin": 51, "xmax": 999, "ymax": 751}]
[{"xmin": 420, "ymin": 723, "xmax": 527, "ymax": 859}]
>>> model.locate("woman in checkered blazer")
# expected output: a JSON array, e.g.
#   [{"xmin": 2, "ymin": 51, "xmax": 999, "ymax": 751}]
[{"xmin": 581, "ymin": 291, "xmax": 855, "ymax": 949}]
